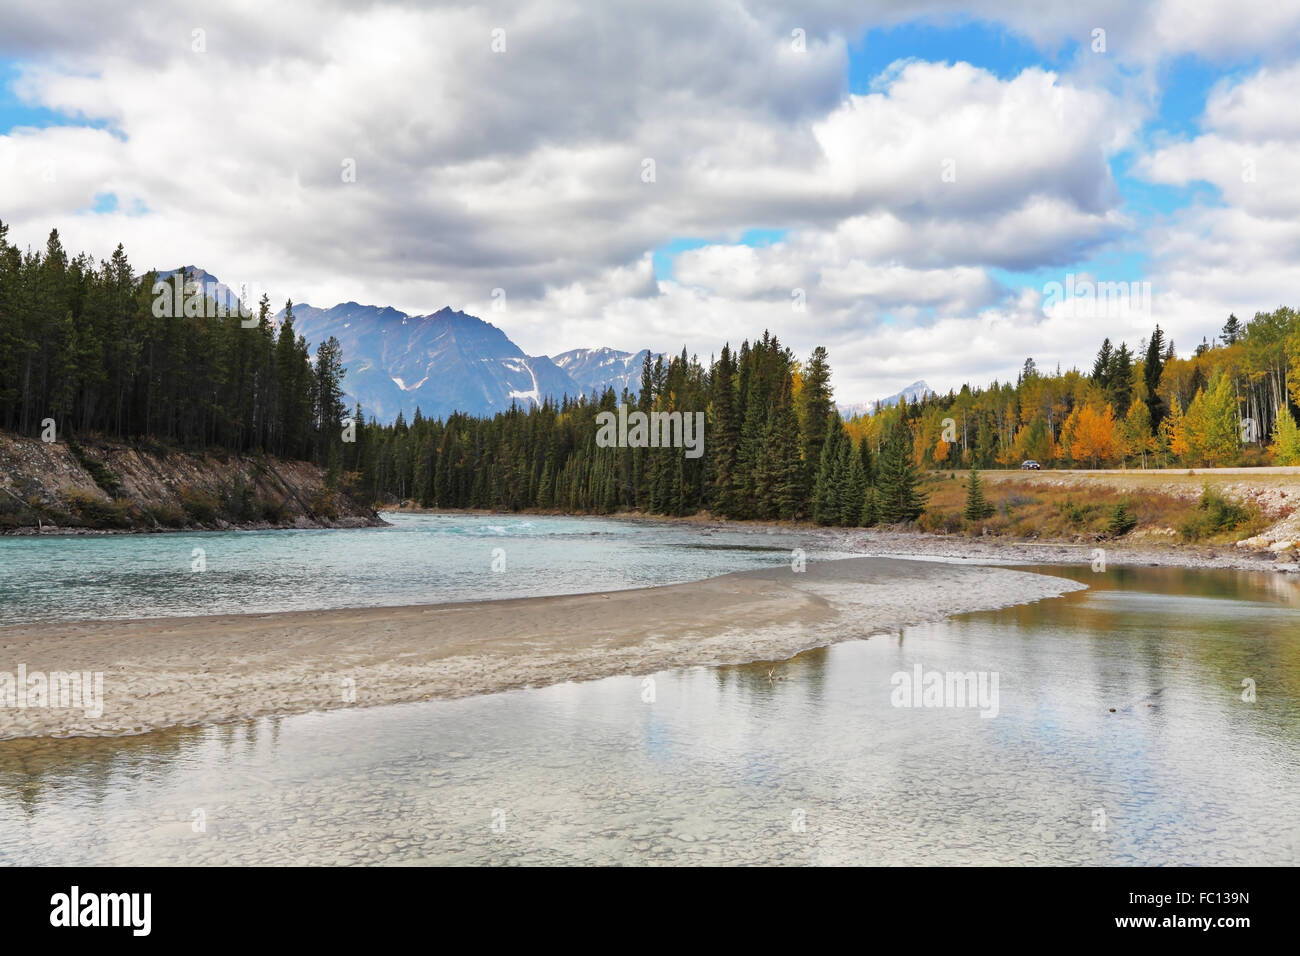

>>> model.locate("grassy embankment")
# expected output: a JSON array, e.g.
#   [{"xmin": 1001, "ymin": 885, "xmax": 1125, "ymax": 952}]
[{"xmin": 917, "ymin": 468, "xmax": 1300, "ymax": 546}]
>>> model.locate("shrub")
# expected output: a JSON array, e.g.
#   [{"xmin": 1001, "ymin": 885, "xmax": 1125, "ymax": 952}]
[
  {"xmin": 68, "ymin": 442, "xmax": 123, "ymax": 496},
  {"xmin": 225, "ymin": 479, "xmax": 260, "ymax": 522},
  {"xmin": 148, "ymin": 503, "xmax": 187, "ymax": 528},
  {"xmin": 918, "ymin": 508, "xmax": 963, "ymax": 534},
  {"xmin": 63, "ymin": 489, "xmax": 136, "ymax": 528},
  {"xmin": 998, "ymin": 493, "xmax": 1035, "ymax": 517},
  {"xmin": 308, "ymin": 487, "xmax": 338, "ymax": 520},
  {"xmin": 1180, "ymin": 485, "xmax": 1249, "ymax": 541},
  {"xmin": 179, "ymin": 486, "xmax": 220, "ymax": 524},
  {"xmin": 1058, "ymin": 498, "xmax": 1101, "ymax": 527}
]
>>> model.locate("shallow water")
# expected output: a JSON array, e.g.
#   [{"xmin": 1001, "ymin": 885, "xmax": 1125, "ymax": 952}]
[
  {"xmin": 0, "ymin": 513, "xmax": 830, "ymax": 625},
  {"xmin": 1, "ymin": 564, "xmax": 1296, "ymax": 865}
]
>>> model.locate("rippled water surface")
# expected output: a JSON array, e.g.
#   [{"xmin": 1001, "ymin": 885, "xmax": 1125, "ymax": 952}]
[
  {"xmin": 1, "ymin": 564, "xmax": 1296, "ymax": 865},
  {"xmin": 0, "ymin": 513, "xmax": 828, "ymax": 624}
]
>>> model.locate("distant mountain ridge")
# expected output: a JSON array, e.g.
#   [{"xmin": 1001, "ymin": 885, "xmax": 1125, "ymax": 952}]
[
  {"xmin": 157, "ymin": 267, "xmax": 914, "ymax": 424},
  {"xmin": 282, "ymin": 301, "xmax": 613, "ymax": 423},
  {"xmin": 837, "ymin": 380, "xmax": 934, "ymax": 419},
  {"xmin": 552, "ymin": 347, "xmax": 655, "ymax": 397},
  {"xmin": 145, "ymin": 267, "xmax": 662, "ymax": 423}
]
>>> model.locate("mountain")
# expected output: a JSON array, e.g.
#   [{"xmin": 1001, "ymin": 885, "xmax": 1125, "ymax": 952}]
[
  {"xmin": 551, "ymin": 347, "xmax": 654, "ymax": 397},
  {"xmin": 150, "ymin": 266, "xmax": 243, "ymax": 311},
  {"xmin": 838, "ymin": 380, "xmax": 934, "ymax": 419},
  {"xmin": 284, "ymin": 303, "xmax": 593, "ymax": 422},
  {"xmin": 152, "ymin": 269, "xmax": 656, "ymax": 423}
]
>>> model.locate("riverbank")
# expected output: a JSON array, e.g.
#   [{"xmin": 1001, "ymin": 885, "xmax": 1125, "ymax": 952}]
[
  {"xmin": 0, "ymin": 555, "xmax": 1083, "ymax": 739},
  {"xmin": 386, "ymin": 504, "xmax": 1299, "ymax": 573},
  {"xmin": 0, "ymin": 432, "xmax": 383, "ymax": 533},
  {"xmin": 379, "ymin": 459, "xmax": 1300, "ymax": 572}
]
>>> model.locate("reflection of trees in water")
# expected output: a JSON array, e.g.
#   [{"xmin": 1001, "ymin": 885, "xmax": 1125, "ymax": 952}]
[
  {"xmin": 0, "ymin": 718, "xmax": 283, "ymax": 814},
  {"xmin": 1252, "ymin": 571, "xmax": 1300, "ymax": 608},
  {"xmin": 711, "ymin": 644, "xmax": 833, "ymax": 708}
]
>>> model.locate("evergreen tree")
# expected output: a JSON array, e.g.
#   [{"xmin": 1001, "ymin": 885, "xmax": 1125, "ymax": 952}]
[
  {"xmin": 840, "ymin": 445, "xmax": 867, "ymax": 526},
  {"xmin": 797, "ymin": 345, "xmax": 833, "ymax": 500},
  {"xmin": 859, "ymin": 484, "xmax": 879, "ymax": 527},
  {"xmin": 876, "ymin": 426, "xmax": 927, "ymax": 523},
  {"xmin": 1144, "ymin": 324, "xmax": 1167, "ymax": 432},
  {"xmin": 963, "ymin": 466, "xmax": 994, "ymax": 520},
  {"xmin": 1090, "ymin": 338, "xmax": 1114, "ymax": 388},
  {"xmin": 1107, "ymin": 502, "xmax": 1137, "ymax": 536},
  {"xmin": 811, "ymin": 415, "xmax": 844, "ymax": 525}
]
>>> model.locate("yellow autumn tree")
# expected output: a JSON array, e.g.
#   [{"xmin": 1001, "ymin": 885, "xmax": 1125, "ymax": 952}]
[
  {"xmin": 1119, "ymin": 396, "xmax": 1155, "ymax": 468},
  {"xmin": 1271, "ymin": 407, "xmax": 1300, "ymax": 465},
  {"xmin": 1181, "ymin": 378, "xmax": 1237, "ymax": 466},
  {"xmin": 1066, "ymin": 402, "xmax": 1118, "ymax": 468},
  {"xmin": 1160, "ymin": 395, "xmax": 1190, "ymax": 464}
]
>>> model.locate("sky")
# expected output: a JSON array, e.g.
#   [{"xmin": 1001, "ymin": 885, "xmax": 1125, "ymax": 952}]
[{"xmin": 1, "ymin": 0, "xmax": 1298, "ymax": 405}]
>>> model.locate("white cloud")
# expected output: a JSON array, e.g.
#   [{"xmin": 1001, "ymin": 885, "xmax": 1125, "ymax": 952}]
[
  {"xmin": 1132, "ymin": 62, "xmax": 1300, "ymax": 353},
  {"xmin": 0, "ymin": 0, "xmax": 1291, "ymax": 403}
]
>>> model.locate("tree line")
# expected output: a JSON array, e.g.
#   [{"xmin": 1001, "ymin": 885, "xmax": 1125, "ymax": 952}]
[
  {"xmin": 0, "ymin": 225, "xmax": 349, "ymax": 471},
  {"xmin": 338, "ymin": 336, "xmax": 927, "ymax": 526},
  {"xmin": 845, "ymin": 311, "xmax": 1300, "ymax": 474},
  {"xmin": 5, "ymin": 226, "xmax": 1298, "ymax": 532}
]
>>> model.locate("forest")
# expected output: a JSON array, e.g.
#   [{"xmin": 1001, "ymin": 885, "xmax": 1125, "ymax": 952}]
[
  {"xmin": 3, "ymin": 224, "xmax": 1300, "ymax": 529},
  {"xmin": 0, "ymin": 225, "xmax": 349, "ymax": 473}
]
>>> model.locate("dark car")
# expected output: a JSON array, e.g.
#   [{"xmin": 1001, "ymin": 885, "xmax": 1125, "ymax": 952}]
[{"xmin": 1020, "ymin": 460, "xmax": 1041, "ymax": 470}]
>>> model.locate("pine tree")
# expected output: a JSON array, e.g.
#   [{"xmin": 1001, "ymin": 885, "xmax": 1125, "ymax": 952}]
[
  {"xmin": 1107, "ymin": 502, "xmax": 1137, "ymax": 536},
  {"xmin": 797, "ymin": 345, "xmax": 833, "ymax": 501},
  {"xmin": 859, "ymin": 484, "xmax": 879, "ymax": 527},
  {"xmin": 840, "ymin": 445, "xmax": 867, "ymax": 525},
  {"xmin": 963, "ymin": 466, "xmax": 993, "ymax": 520},
  {"xmin": 1110, "ymin": 342, "xmax": 1134, "ymax": 416},
  {"xmin": 1090, "ymin": 338, "xmax": 1114, "ymax": 388},
  {"xmin": 811, "ymin": 415, "xmax": 844, "ymax": 525},
  {"xmin": 1144, "ymin": 324, "xmax": 1167, "ymax": 432},
  {"xmin": 876, "ymin": 426, "xmax": 927, "ymax": 523}
]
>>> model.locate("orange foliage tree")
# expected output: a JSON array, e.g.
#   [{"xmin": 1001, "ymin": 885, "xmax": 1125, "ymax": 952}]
[{"xmin": 1065, "ymin": 403, "xmax": 1118, "ymax": 468}]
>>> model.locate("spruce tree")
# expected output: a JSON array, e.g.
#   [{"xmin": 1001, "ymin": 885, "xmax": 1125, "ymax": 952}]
[
  {"xmin": 1221, "ymin": 314, "xmax": 1243, "ymax": 345},
  {"xmin": 963, "ymin": 466, "xmax": 994, "ymax": 520},
  {"xmin": 841, "ymin": 445, "xmax": 867, "ymax": 526},
  {"xmin": 811, "ymin": 415, "xmax": 844, "ymax": 525},
  {"xmin": 798, "ymin": 345, "xmax": 834, "ymax": 500},
  {"xmin": 1144, "ymin": 325, "xmax": 1167, "ymax": 432},
  {"xmin": 1107, "ymin": 502, "xmax": 1137, "ymax": 536},
  {"xmin": 860, "ymin": 484, "xmax": 879, "ymax": 527},
  {"xmin": 876, "ymin": 426, "xmax": 927, "ymax": 523}
]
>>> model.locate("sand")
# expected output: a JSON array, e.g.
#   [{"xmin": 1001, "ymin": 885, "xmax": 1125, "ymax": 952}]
[{"xmin": 0, "ymin": 556, "xmax": 1085, "ymax": 739}]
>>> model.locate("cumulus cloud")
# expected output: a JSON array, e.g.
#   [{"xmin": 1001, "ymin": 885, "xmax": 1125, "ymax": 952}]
[
  {"xmin": 1132, "ymin": 62, "xmax": 1300, "ymax": 356},
  {"xmin": 0, "ymin": 0, "xmax": 1290, "ymax": 402}
]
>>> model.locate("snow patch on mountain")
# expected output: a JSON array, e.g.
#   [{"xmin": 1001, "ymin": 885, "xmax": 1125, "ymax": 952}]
[{"xmin": 838, "ymin": 380, "xmax": 934, "ymax": 419}]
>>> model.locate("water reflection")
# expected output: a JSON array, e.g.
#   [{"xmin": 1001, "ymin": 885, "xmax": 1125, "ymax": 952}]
[{"xmin": 0, "ymin": 564, "xmax": 1297, "ymax": 865}]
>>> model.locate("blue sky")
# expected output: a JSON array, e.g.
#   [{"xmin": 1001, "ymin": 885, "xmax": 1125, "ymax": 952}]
[{"xmin": 649, "ymin": 19, "xmax": 1247, "ymax": 298}]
